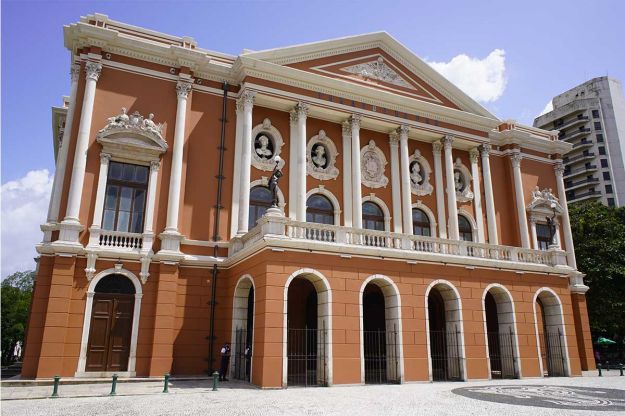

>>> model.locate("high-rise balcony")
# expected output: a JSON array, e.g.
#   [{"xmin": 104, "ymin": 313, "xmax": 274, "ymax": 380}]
[
  {"xmin": 565, "ymin": 177, "xmax": 599, "ymax": 191},
  {"xmin": 553, "ymin": 115, "xmax": 589, "ymax": 131},
  {"xmin": 568, "ymin": 190, "xmax": 602, "ymax": 203},
  {"xmin": 571, "ymin": 139, "xmax": 593, "ymax": 150},
  {"xmin": 563, "ymin": 164, "xmax": 597, "ymax": 179},
  {"xmin": 559, "ymin": 128, "xmax": 591, "ymax": 141},
  {"xmin": 563, "ymin": 152, "xmax": 595, "ymax": 164}
]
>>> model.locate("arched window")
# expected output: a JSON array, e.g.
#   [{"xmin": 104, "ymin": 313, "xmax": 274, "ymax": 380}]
[
  {"xmin": 306, "ymin": 194, "xmax": 334, "ymax": 225},
  {"xmin": 458, "ymin": 215, "xmax": 473, "ymax": 242},
  {"xmin": 412, "ymin": 208, "xmax": 431, "ymax": 236},
  {"xmin": 363, "ymin": 201, "xmax": 385, "ymax": 231},
  {"xmin": 249, "ymin": 186, "xmax": 272, "ymax": 229}
]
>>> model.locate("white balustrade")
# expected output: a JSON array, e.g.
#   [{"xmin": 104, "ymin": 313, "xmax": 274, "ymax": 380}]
[{"xmin": 98, "ymin": 230, "xmax": 143, "ymax": 249}]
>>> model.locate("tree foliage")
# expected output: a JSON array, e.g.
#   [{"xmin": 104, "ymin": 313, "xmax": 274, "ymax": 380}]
[
  {"xmin": 569, "ymin": 202, "xmax": 625, "ymax": 340},
  {"xmin": 1, "ymin": 271, "xmax": 35, "ymax": 365}
]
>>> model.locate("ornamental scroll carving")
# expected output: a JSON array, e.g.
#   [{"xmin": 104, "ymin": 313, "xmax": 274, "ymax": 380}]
[
  {"xmin": 361, "ymin": 140, "xmax": 388, "ymax": 188},
  {"xmin": 306, "ymin": 130, "xmax": 339, "ymax": 180},
  {"xmin": 251, "ymin": 118, "xmax": 285, "ymax": 172},
  {"xmin": 409, "ymin": 149, "xmax": 433, "ymax": 196},
  {"xmin": 453, "ymin": 158, "xmax": 474, "ymax": 202},
  {"xmin": 342, "ymin": 56, "xmax": 413, "ymax": 89}
]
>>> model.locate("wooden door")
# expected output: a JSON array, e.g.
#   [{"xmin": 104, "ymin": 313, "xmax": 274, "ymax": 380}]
[{"xmin": 86, "ymin": 294, "xmax": 134, "ymax": 372}]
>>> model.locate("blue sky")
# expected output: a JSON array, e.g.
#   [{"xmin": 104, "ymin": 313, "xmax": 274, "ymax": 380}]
[{"xmin": 1, "ymin": 0, "xmax": 624, "ymax": 276}]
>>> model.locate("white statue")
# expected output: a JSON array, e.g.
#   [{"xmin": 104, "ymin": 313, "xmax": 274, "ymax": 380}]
[
  {"xmin": 312, "ymin": 145, "xmax": 327, "ymax": 167},
  {"xmin": 142, "ymin": 113, "xmax": 161, "ymax": 135},
  {"xmin": 454, "ymin": 171, "xmax": 463, "ymax": 191},
  {"xmin": 410, "ymin": 162, "xmax": 422, "ymax": 184},
  {"xmin": 107, "ymin": 107, "xmax": 129, "ymax": 127},
  {"xmin": 255, "ymin": 135, "xmax": 273, "ymax": 159}
]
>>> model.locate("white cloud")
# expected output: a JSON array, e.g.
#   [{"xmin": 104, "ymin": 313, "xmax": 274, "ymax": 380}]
[
  {"xmin": 1, "ymin": 170, "xmax": 53, "ymax": 278},
  {"xmin": 538, "ymin": 100, "xmax": 553, "ymax": 117},
  {"xmin": 426, "ymin": 49, "xmax": 507, "ymax": 103}
]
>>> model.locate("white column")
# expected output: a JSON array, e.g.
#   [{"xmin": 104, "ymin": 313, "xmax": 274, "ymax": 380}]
[
  {"xmin": 47, "ymin": 63, "xmax": 80, "ymax": 227},
  {"xmin": 90, "ymin": 153, "xmax": 111, "ymax": 230},
  {"xmin": 389, "ymin": 132, "xmax": 402, "ymax": 233},
  {"xmin": 432, "ymin": 141, "xmax": 447, "ymax": 239},
  {"xmin": 350, "ymin": 115, "xmax": 363, "ymax": 229},
  {"xmin": 529, "ymin": 217, "xmax": 538, "ymax": 249},
  {"xmin": 469, "ymin": 149, "xmax": 485, "ymax": 243},
  {"xmin": 555, "ymin": 161, "xmax": 577, "ymax": 268},
  {"xmin": 162, "ymin": 79, "xmax": 192, "ymax": 243},
  {"xmin": 144, "ymin": 160, "xmax": 160, "ymax": 234},
  {"xmin": 61, "ymin": 61, "xmax": 102, "ymax": 240},
  {"xmin": 342, "ymin": 121, "xmax": 353, "ymax": 227},
  {"xmin": 399, "ymin": 126, "xmax": 412, "ymax": 235},
  {"xmin": 510, "ymin": 150, "xmax": 531, "ymax": 248},
  {"xmin": 230, "ymin": 102, "xmax": 244, "ymax": 237},
  {"xmin": 480, "ymin": 144, "xmax": 498, "ymax": 245},
  {"xmin": 443, "ymin": 136, "xmax": 459, "ymax": 240},
  {"xmin": 236, "ymin": 90, "xmax": 255, "ymax": 235},
  {"xmin": 288, "ymin": 110, "xmax": 298, "ymax": 220},
  {"xmin": 295, "ymin": 102, "xmax": 309, "ymax": 222}
]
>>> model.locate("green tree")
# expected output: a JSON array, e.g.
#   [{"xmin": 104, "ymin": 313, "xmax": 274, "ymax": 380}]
[
  {"xmin": 1, "ymin": 271, "xmax": 35, "ymax": 365},
  {"xmin": 569, "ymin": 202, "xmax": 625, "ymax": 341}
]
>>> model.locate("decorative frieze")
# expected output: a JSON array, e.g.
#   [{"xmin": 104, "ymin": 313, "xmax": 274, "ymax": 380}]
[{"xmin": 361, "ymin": 140, "xmax": 389, "ymax": 188}]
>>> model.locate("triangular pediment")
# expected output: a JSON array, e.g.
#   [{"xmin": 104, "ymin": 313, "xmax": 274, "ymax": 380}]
[{"xmin": 242, "ymin": 32, "xmax": 496, "ymax": 119}]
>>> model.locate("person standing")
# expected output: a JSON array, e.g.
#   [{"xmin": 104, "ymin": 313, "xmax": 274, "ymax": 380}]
[{"xmin": 219, "ymin": 342, "xmax": 231, "ymax": 381}]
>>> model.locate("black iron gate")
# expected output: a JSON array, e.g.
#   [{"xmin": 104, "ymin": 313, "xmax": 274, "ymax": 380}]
[
  {"xmin": 541, "ymin": 328, "xmax": 567, "ymax": 377},
  {"xmin": 429, "ymin": 327, "xmax": 463, "ymax": 381},
  {"xmin": 487, "ymin": 328, "xmax": 517, "ymax": 379},
  {"xmin": 287, "ymin": 325, "xmax": 327, "ymax": 387},
  {"xmin": 233, "ymin": 328, "xmax": 251, "ymax": 381},
  {"xmin": 363, "ymin": 325, "xmax": 400, "ymax": 384}
]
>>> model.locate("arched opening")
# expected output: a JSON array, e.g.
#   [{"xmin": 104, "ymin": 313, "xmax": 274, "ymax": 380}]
[
  {"xmin": 249, "ymin": 186, "xmax": 272, "ymax": 229},
  {"xmin": 412, "ymin": 208, "xmax": 431, "ymax": 236},
  {"xmin": 306, "ymin": 194, "xmax": 334, "ymax": 225},
  {"xmin": 85, "ymin": 274, "xmax": 136, "ymax": 373},
  {"xmin": 484, "ymin": 286, "xmax": 519, "ymax": 379},
  {"xmin": 231, "ymin": 276, "xmax": 254, "ymax": 382},
  {"xmin": 535, "ymin": 289, "xmax": 569, "ymax": 377},
  {"xmin": 427, "ymin": 282, "xmax": 464, "ymax": 381},
  {"xmin": 458, "ymin": 215, "xmax": 473, "ymax": 242},
  {"xmin": 360, "ymin": 276, "xmax": 402, "ymax": 384},
  {"xmin": 362, "ymin": 201, "xmax": 385, "ymax": 231},
  {"xmin": 285, "ymin": 272, "xmax": 331, "ymax": 387}
]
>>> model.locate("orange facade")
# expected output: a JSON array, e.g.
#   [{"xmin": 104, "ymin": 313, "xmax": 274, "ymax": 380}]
[{"xmin": 24, "ymin": 15, "xmax": 594, "ymax": 386}]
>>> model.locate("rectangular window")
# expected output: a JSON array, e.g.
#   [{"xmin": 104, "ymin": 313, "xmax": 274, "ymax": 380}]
[
  {"xmin": 597, "ymin": 134, "xmax": 604, "ymax": 142},
  {"xmin": 592, "ymin": 109, "xmax": 600, "ymax": 118},
  {"xmin": 102, "ymin": 161, "xmax": 149, "ymax": 233},
  {"xmin": 599, "ymin": 146, "xmax": 606, "ymax": 155},
  {"xmin": 603, "ymin": 171, "xmax": 611, "ymax": 180},
  {"xmin": 536, "ymin": 223, "xmax": 553, "ymax": 251},
  {"xmin": 601, "ymin": 159, "xmax": 609, "ymax": 168},
  {"xmin": 594, "ymin": 122, "xmax": 602, "ymax": 130},
  {"xmin": 606, "ymin": 184, "xmax": 613, "ymax": 194},
  {"xmin": 608, "ymin": 198, "xmax": 615, "ymax": 207}
]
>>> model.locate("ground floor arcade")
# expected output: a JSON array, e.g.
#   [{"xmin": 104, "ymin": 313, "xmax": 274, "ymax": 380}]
[{"xmin": 22, "ymin": 251, "xmax": 595, "ymax": 388}]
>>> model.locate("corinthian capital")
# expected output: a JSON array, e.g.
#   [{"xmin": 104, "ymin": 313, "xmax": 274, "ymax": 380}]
[
  {"xmin": 295, "ymin": 101, "xmax": 309, "ymax": 119},
  {"xmin": 469, "ymin": 148, "xmax": 480, "ymax": 164},
  {"xmin": 100, "ymin": 153, "xmax": 112, "ymax": 165},
  {"xmin": 85, "ymin": 62, "xmax": 102, "ymax": 82},
  {"xmin": 510, "ymin": 150, "xmax": 522, "ymax": 168},
  {"xmin": 350, "ymin": 114, "xmax": 362, "ymax": 130},
  {"xmin": 176, "ymin": 80, "xmax": 193, "ymax": 99},
  {"xmin": 397, "ymin": 125, "xmax": 410, "ymax": 138},
  {"xmin": 432, "ymin": 140, "xmax": 443, "ymax": 155},
  {"xmin": 442, "ymin": 135, "xmax": 454, "ymax": 150},
  {"xmin": 554, "ymin": 161, "xmax": 565, "ymax": 176},
  {"xmin": 237, "ymin": 90, "xmax": 255, "ymax": 111},
  {"xmin": 342, "ymin": 120, "xmax": 351, "ymax": 137},
  {"xmin": 479, "ymin": 144, "xmax": 492, "ymax": 158},
  {"xmin": 388, "ymin": 131, "xmax": 399, "ymax": 146},
  {"xmin": 71, "ymin": 64, "xmax": 81, "ymax": 83}
]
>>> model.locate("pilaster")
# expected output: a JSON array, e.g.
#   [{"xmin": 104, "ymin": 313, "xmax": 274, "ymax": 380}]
[
  {"xmin": 342, "ymin": 121, "xmax": 353, "ymax": 227},
  {"xmin": 432, "ymin": 141, "xmax": 447, "ymax": 239},
  {"xmin": 443, "ymin": 136, "xmax": 459, "ymax": 240},
  {"xmin": 389, "ymin": 132, "xmax": 402, "ymax": 233},
  {"xmin": 350, "ymin": 115, "xmax": 363, "ymax": 228},
  {"xmin": 399, "ymin": 126, "xmax": 412, "ymax": 235}
]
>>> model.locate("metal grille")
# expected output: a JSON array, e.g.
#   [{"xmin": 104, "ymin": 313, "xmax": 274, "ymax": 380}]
[
  {"xmin": 233, "ymin": 328, "xmax": 251, "ymax": 381},
  {"xmin": 429, "ymin": 328, "xmax": 463, "ymax": 381},
  {"xmin": 487, "ymin": 328, "xmax": 517, "ymax": 379},
  {"xmin": 363, "ymin": 326, "xmax": 400, "ymax": 384},
  {"xmin": 541, "ymin": 329, "xmax": 567, "ymax": 377},
  {"xmin": 287, "ymin": 325, "xmax": 327, "ymax": 387}
]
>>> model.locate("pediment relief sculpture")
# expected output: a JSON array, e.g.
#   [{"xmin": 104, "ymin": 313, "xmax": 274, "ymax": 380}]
[
  {"xmin": 306, "ymin": 130, "xmax": 339, "ymax": 180},
  {"xmin": 251, "ymin": 118, "xmax": 285, "ymax": 171},
  {"xmin": 97, "ymin": 108, "xmax": 168, "ymax": 159},
  {"xmin": 409, "ymin": 149, "xmax": 433, "ymax": 196},
  {"xmin": 361, "ymin": 140, "xmax": 388, "ymax": 188},
  {"xmin": 527, "ymin": 186, "xmax": 564, "ymax": 216},
  {"xmin": 342, "ymin": 56, "xmax": 414, "ymax": 90},
  {"xmin": 453, "ymin": 158, "xmax": 474, "ymax": 202}
]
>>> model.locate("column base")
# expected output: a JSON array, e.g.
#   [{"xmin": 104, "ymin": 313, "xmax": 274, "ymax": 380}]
[
  {"xmin": 40, "ymin": 222, "xmax": 57, "ymax": 243},
  {"xmin": 157, "ymin": 230, "xmax": 184, "ymax": 261},
  {"xmin": 568, "ymin": 271, "xmax": 589, "ymax": 294},
  {"xmin": 57, "ymin": 220, "xmax": 84, "ymax": 243}
]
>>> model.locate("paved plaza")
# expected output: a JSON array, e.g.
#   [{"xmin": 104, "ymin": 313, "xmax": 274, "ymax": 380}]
[{"xmin": 2, "ymin": 372, "xmax": 624, "ymax": 416}]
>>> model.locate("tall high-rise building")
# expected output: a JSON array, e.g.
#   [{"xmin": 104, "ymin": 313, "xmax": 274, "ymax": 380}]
[{"xmin": 534, "ymin": 77, "xmax": 625, "ymax": 207}]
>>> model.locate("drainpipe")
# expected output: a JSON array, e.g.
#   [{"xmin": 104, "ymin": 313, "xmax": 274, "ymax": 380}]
[{"xmin": 208, "ymin": 82, "xmax": 229, "ymax": 373}]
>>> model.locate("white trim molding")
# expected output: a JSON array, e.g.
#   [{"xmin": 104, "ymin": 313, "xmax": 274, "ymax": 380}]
[
  {"xmin": 306, "ymin": 185, "xmax": 341, "ymax": 225},
  {"xmin": 76, "ymin": 266, "xmax": 143, "ymax": 378}
]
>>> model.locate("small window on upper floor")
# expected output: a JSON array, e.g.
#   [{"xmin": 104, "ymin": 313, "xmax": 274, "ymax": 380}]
[
  {"xmin": 599, "ymin": 146, "xmax": 606, "ymax": 155},
  {"xmin": 603, "ymin": 171, "xmax": 611, "ymax": 180},
  {"xmin": 412, "ymin": 208, "xmax": 431, "ymax": 237},
  {"xmin": 306, "ymin": 194, "xmax": 334, "ymax": 225},
  {"xmin": 536, "ymin": 223, "xmax": 552, "ymax": 251},
  {"xmin": 592, "ymin": 109, "xmax": 600, "ymax": 118},
  {"xmin": 597, "ymin": 134, "xmax": 604, "ymax": 142},
  {"xmin": 362, "ymin": 201, "xmax": 385, "ymax": 231},
  {"xmin": 601, "ymin": 159, "xmax": 609, "ymax": 168},
  {"xmin": 606, "ymin": 184, "xmax": 613, "ymax": 194},
  {"xmin": 608, "ymin": 198, "xmax": 615, "ymax": 207},
  {"xmin": 102, "ymin": 162, "xmax": 149, "ymax": 233},
  {"xmin": 594, "ymin": 122, "xmax": 602, "ymax": 131},
  {"xmin": 458, "ymin": 215, "xmax": 473, "ymax": 242}
]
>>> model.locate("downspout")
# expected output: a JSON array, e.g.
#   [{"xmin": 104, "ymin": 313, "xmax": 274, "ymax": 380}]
[{"xmin": 208, "ymin": 81, "xmax": 229, "ymax": 373}]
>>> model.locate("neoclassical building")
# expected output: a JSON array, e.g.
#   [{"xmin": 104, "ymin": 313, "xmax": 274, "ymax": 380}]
[{"xmin": 25, "ymin": 14, "xmax": 595, "ymax": 387}]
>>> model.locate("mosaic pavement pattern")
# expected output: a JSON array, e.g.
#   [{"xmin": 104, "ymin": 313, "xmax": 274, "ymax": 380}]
[{"xmin": 452, "ymin": 384, "xmax": 625, "ymax": 411}]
